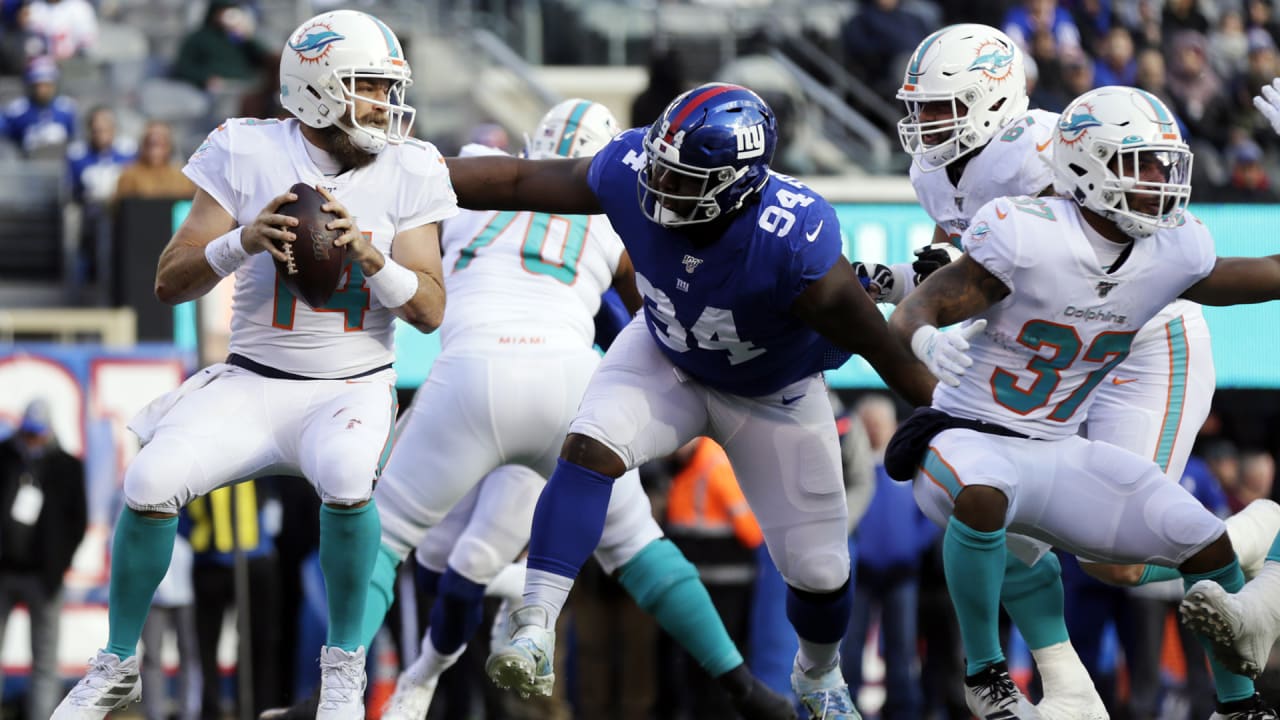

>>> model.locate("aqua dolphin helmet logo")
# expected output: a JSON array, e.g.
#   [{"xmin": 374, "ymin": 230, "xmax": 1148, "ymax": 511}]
[
  {"xmin": 968, "ymin": 40, "xmax": 1015, "ymax": 81},
  {"xmin": 289, "ymin": 22, "xmax": 345, "ymax": 64},
  {"xmin": 1058, "ymin": 105, "xmax": 1103, "ymax": 145}
]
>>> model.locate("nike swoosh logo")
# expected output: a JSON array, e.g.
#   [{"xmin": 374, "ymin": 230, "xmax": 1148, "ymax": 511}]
[
  {"xmin": 1111, "ymin": 377, "xmax": 1138, "ymax": 385},
  {"xmin": 805, "ymin": 220, "xmax": 824, "ymax": 243},
  {"xmin": 995, "ymin": 207, "xmax": 1008, "ymax": 219},
  {"xmin": 1036, "ymin": 139, "xmax": 1052, "ymax": 152},
  {"xmin": 781, "ymin": 394, "xmax": 804, "ymax": 405}
]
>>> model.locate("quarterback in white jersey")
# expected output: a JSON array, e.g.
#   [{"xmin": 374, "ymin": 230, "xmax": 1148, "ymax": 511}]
[
  {"xmin": 891, "ymin": 86, "xmax": 1280, "ymax": 720},
  {"xmin": 53, "ymin": 11, "xmax": 455, "ymax": 720}
]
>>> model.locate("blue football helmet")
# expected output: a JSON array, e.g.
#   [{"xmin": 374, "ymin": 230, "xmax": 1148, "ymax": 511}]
[{"xmin": 639, "ymin": 83, "xmax": 776, "ymax": 227}]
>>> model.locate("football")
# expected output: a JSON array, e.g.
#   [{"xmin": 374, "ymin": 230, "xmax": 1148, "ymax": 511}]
[{"xmin": 274, "ymin": 182, "xmax": 346, "ymax": 309}]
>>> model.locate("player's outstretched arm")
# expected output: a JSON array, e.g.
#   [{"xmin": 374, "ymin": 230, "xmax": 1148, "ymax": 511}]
[
  {"xmin": 1182, "ymin": 255, "xmax": 1280, "ymax": 306},
  {"xmin": 155, "ymin": 187, "xmax": 297, "ymax": 305},
  {"xmin": 611, "ymin": 252, "xmax": 643, "ymax": 315},
  {"xmin": 444, "ymin": 155, "xmax": 603, "ymax": 215},
  {"xmin": 792, "ymin": 256, "xmax": 936, "ymax": 406}
]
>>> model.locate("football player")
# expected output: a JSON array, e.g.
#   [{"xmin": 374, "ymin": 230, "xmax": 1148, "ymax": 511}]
[
  {"xmin": 52, "ymin": 11, "xmax": 455, "ymax": 720},
  {"xmin": 889, "ymin": 85, "xmax": 1280, "ymax": 720},
  {"xmin": 363, "ymin": 99, "xmax": 793, "ymax": 720},
  {"xmin": 1170, "ymin": 75, "xmax": 1280, "ymax": 698},
  {"xmin": 444, "ymin": 83, "xmax": 937, "ymax": 720}
]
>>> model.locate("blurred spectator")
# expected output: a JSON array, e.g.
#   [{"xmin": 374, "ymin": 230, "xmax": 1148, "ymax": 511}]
[
  {"xmin": 1240, "ymin": 450, "xmax": 1276, "ymax": 508},
  {"xmin": 1004, "ymin": 0, "xmax": 1083, "ymax": 56},
  {"xmin": 1204, "ymin": 439, "xmax": 1245, "ymax": 512},
  {"xmin": 1166, "ymin": 30, "xmax": 1232, "ymax": 148},
  {"xmin": 0, "ymin": 56, "xmax": 75, "ymax": 156},
  {"xmin": 25, "ymin": 0, "xmax": 96, "ymax": 61},
  {"xmin": 67, "ymin": 105, "xmax": 135, "ymax": 205},
  {"xmin": 238, "ymin": 51, "xmax": 285, "ymax": 120},
  {"xmin": 182, "ymin": 480, "xmax": 283, "ymax": 718},
  {"xmin": 1162, "ymin": 0, "xmax": 1210, "ymax": 36},
  {"xmin": 1093, "ymin": 25, "xmax": 1137, "ymax": 87},
  {"xmin": 1237, "ymin": 28, "xmax": 1280, "ymax": 148},
  {"xmin": 1028, "ymin": 29, "xmax": 1072, "ymax": 111},
  {"xmin": 1133, "ymin": 47, "xmax": 1190, "ymax": 137},
  {"xmin": 172, "ymin": 0, "xmax": 269, "ymax": 92},
  {"xmin": 114, "ymin": 120, "xmax": 197, "ymax": 199},
  {"xmin": 0, "ymin": 4, "xmax": 50, "ymax": 76},
  {"xmin": 1214, "ymin": 137, "xmax": 1280, "ymax": 202},
  {"xmin": 841, "ymin": 394, "xmax": 936, "ymax": 720},
  {"xmin": 467, "ymin": 122, "xmax": 509, "ymax": 152},
  {"xmin": 1061, "ymin": 50, "xmax": 1096, "ymax": 100},
  {"xmin": 0, "ymin": 399, "xmax": 87, "ymax": 720},
  {"xmin": 140, "ymin": 537, "xmax": 200, "ymax": 720},
  {"xmin": 1210, "ymin": 9, "xmax": 1251, "ymax": 81},
  {"xmin": 1130, "ymin": 0, "xmax": 1165, "ymax": 51},
  {"xmin": 1064, "ymin": 0, "xmax": 1111, "ymax": 53},
  {"xmin": 661, "ymin": 437, "xmax": 762, "ymax": 718},
  {"xmin": 630, "ymin": 47, "xmax": 687, "ymax": 128},
  {"xmin": 841, "ymin": 0, "xmax": 932, "ymax": 102},
  {"xmin": 1247, "ymin": 0, "xmax": 1280, "ymax": 50}
]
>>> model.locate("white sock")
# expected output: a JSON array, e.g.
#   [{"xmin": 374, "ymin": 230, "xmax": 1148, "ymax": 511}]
[
  {"xmin": 486, "ymin": 561, "xmax": 527, "ymax": 602},
  {"xmin": 796, "ymin": 639, "xmax": 841, "ymax": 675},
  {"xmin": 404, "ymin": 630, "xmax": 465, "ymax": 686},
  {"xmin": 523, "ymin": 569, "xmax": 574, "ymax": 627},
  {"xmin": 1031, "ymin": 640, "xmax": 1092, "ymax": 696}
]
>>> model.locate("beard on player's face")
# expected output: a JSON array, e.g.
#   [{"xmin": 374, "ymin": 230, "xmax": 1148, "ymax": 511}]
[{"xmin": 318, "ymin": 121, "xmax": 377, "ymax": 171}]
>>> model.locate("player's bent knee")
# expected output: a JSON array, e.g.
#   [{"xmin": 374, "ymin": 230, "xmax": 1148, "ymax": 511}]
[
  {"xmin": 953, "ymin": 484, "xmax": 1009, "ymax": 532},
  {"xmin": 123, "ymin": 444, "xmax": 197, "ymax": 513},
  {"xmin": 782, "ymin": 544, "xmax": 850, "ymax": 594},
  {"xmin": 313, "ymin": 458, "xmax": 377, "ymax": 506},
  {"xmin": 448, "ymin": 536, "xmax": 509, "ymax": 585},
  {"xmin": 561, "ymin": 433, "xmax": 626, "ymax": 478}
]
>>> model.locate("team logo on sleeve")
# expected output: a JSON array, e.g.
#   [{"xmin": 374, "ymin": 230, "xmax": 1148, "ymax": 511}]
[{"xmin": 288, "ymin": 22, "xmax": 345, "ymax": 64}]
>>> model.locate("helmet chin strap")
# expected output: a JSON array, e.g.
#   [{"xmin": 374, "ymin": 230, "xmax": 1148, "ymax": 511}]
[{"xmin": 335, "ymin": 114, "xmax": 388, "ymax": 154}]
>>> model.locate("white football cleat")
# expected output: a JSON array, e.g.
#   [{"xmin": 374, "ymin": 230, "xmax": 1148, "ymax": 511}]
[
  {"xmin": 380, "ymin": 670, "xmax": 438, "ymax": 720},
  {"xmin": 485, "ymin": 604, "xmax": 556, "ymax": 697},
  {"xmin": 1181, "ymin": 578, "xmax": 1280, "ymax": 680},
  {"xmin": 790, "ymin": 656, "xmax": 861, "ymax": 719},
  {"xmin": 51, "ymin": 651, "xmax": 142, "ymax": 719},
  {"xmin": 964, "ymin": 661, "xmax": 1041, "ymax": 719},
  {"xmin": 317, "ymin": 645, "xmax": 367, "ymax": 719}
]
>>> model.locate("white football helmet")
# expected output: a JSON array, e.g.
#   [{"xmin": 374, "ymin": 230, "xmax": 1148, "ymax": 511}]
[
  {"xmin": 897, "ymin": 24, "xmax": 1029, "ymax": 171},
  {"xmin": 279, "ymin": 10, "xmax": 414, "ymax": 154},
  {"xmin": 1052, "ymin": 86, "xmax": 1192, "ymax": 239},
  {"xmin": 524, "ymin": 99, "xmax": 619, "ymax": 159}
]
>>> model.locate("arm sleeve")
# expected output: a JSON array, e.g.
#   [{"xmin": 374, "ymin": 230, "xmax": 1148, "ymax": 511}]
[
  {"xmin": 397, "ymin": 142, "xmax": 460, "ymax": 231},
  {"xmin": 182, "ymin": 124, "xmax": 239, "ymax": 216},
  {"xmin": 781, "ymin": 198, "xmax": 842, "ymax": 305},
  {"xmin": 962, "ymin": 199, "xmax": 1021, "ymax": 294}
]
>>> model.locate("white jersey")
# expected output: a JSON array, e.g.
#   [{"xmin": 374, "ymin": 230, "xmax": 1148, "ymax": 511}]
[
  {"xmin": 910, "ymin": 109, "xmax": 1057, "ymax": 241},
  {"xmin": 437, "ymin": 146, "xmax": 625, "ymax": 351},
  {"xmin": 935, "ymin": 196, "xmax": 1216, "ymax": 439},
  {"xmin": 184, "ymin": 118, "xmax": 458, "ymax": 378}
]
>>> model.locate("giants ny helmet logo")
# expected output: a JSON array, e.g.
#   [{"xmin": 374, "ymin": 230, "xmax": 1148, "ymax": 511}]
[{"xmin": 734, "ymin": 124, "xmax": 766, "ymax": 159}]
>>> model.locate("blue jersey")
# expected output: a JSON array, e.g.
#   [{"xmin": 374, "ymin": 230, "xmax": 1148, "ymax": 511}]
[{"xmin": 587, "ymin": 128, "xmax": 849, "ymax": 396}]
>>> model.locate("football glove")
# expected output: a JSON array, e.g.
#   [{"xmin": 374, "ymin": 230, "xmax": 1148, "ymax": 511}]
[
  {"xmin": 911, "ymin": 242, "xmax": 962, "ymax": 284},
  {"xmin": 910, "ymin": 320, "xmax": 987, "ymax": 387}
]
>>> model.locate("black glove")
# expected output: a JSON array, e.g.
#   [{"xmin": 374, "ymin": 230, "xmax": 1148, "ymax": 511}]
[
  {"xmin": 853, "ymin": 261, "xmax": 896, "ymax": 302},
  {"xmin": 911, "ymin": 243, "xmax": 960, "ymax": 283}
]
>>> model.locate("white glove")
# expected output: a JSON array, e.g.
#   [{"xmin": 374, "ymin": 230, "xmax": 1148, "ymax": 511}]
[
  {"xmin": 1253, "ymin": 78, "xmax": 1280, "ymax": 135},
  {"xmin": 910, "ymin": 320, "xmax": 987, "ymax": 387}
]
